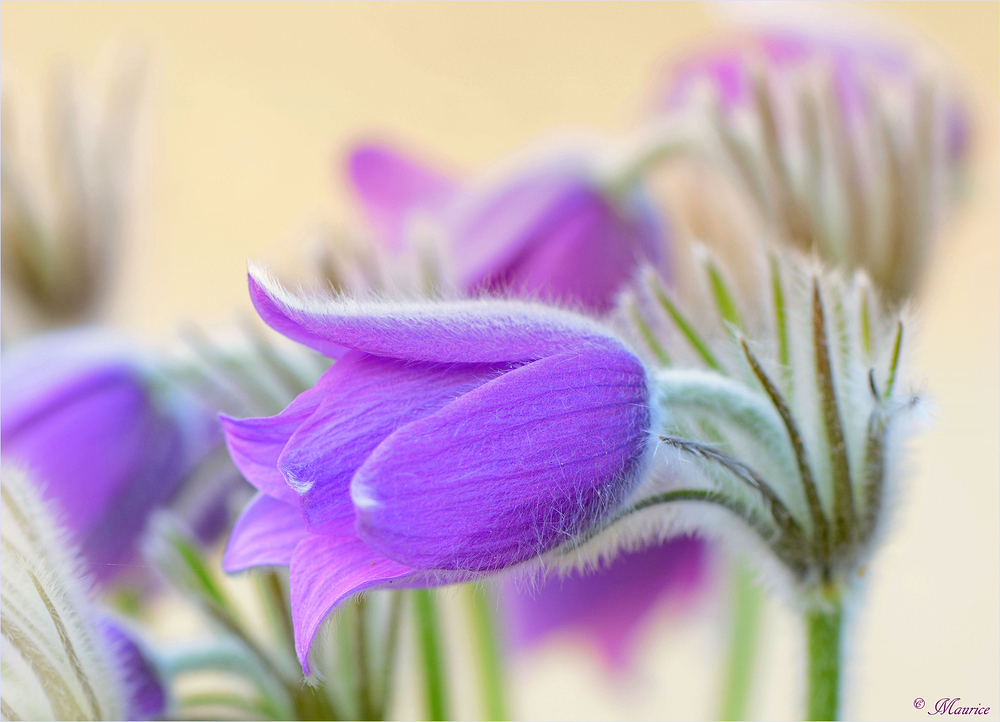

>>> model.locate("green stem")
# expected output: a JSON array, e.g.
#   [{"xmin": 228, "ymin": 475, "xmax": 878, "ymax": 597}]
[
  {"xmin": 603, "ymin": 123, "xmax": 695, "ymax": 200},
  {"xmin": 718, "ymin": 563, "xmax": 763, "ymax": 721},
  {"xmin": 412, "ymin": 589, "xmax": 450, "ymax": 721},
  {"xmin": 806, "ymin": 595, "xmax": 843, "ymax": 721},
  {"xmin": 257, "ymin": 571, "xmax": 295, "ymax": 661},
  {"xmin": 355, "ymin": 597, "xmax": 376, "ymax": 720},
  {"xmin": 375, "ymin": 593, "xmax": 405, "ymax": 719},
  {"xmin": 467, "ymin": 585, "xmax": 508, "ymax": 721},
  {"xmin": 179, "ymin": 692, "xmax": 282, "ymax": 721}
]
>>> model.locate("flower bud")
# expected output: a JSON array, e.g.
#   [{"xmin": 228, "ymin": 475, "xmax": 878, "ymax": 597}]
[
  {"xmin": 221, "ymin": 267, "xmax": 654, "ymax": 672},
  {"xmin": 656, "ymin": 27, "xmax": 970, "ymax": 300}
]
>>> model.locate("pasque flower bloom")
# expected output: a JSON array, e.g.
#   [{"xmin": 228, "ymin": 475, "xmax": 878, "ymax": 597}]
[
  {"xmin": 347, "ymin": 141, "xmax": 667, "ymax": 312},
  {"xmin": 0, "ymin": 329, "xmax": 219, "ymax": 582},
  {"xmin": 221, "ymin": 267, "xmax": 653, "ymax": 672},
  {"xmin": 655, "ymin": 27, "xmax": 970, "ymax": 301}
]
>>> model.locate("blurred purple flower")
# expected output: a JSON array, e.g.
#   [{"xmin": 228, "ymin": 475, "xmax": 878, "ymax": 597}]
[
  {"xmin": 347, "ymin": 141, "xmax": 667, "ymax": 313},
  {"xmin": 659, "ymin": 27, "xmax": 969, "ymax": 165},
  {"xmin": 99, "ymin": 617, "xmax": 168, "ymax": 720},
  {"xmin": 221, "ymin": 268, "xmax": 652, "ymax": 673},
  {"xmin": 505, "ymin": 537, "xmax": 708, "ymax": 673},
  {"xmin": 0, "ymin": 329, "xmax": 219, "ymax": 582}
]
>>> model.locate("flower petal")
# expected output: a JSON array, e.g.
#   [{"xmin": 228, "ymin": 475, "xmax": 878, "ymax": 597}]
[
  {"xmin": 277, "ymin": 351, "xmax": 506, "ymax": 532},
  {"xmin": 353, "ymin": 345, "xmax": 651, "ymax": 571},
  {"xmin": 346, "ymin": 142, "xmax": 458, "ymax": 253},
  {"xmin": 0, "ymin": 328, "xmax": 143, "ymax": 430},
  {"xmin": 223, "ymin": 494, "xmax": 309, "ymax": 572},
  {"xmin": 98, "ymin": 617, "xmax": 167, "ymax": 721},
  {"xmin": 504, "ymin": 537, "xmax": 707, "ymax": 673},
  {"xmin": 219, "ymin": 366, "xmax": 340, "ymax": 504},
  {"xmin": 288, "ymin": 535, "xmax": 418, "ymax": 674},
  {"xmin": 248, "ymin": 268, "xmax": 615, "ymax": 363},
  {"xmin": 449, "ymin": 166, "xmax": 590, "ymax": 289},
  {"xmin": 477, "ymin": 187, "xmax": 665, "ymax": 313},
  {"xmin": 2, "ymin": 362, "xmax": 186, "ymax": 580}
]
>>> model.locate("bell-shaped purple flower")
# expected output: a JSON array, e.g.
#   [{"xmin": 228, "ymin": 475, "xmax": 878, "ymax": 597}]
[
  {"xmin": 221, "ymin": 268, "xmax": 653, "ymax": 672},
  {"xmin": 347, "ymin": 141, "xmax": 667, "ymax": 313},
  {"xmin": 0, "ymin": 329, "xmax": 219, "ymax": 582}
]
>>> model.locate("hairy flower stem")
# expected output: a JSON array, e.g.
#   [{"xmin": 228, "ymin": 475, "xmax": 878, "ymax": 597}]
[
  {"xmin": 718, "ymin": 562, "xmax": 763, "ymax": 721},
  {"xmin": 603, "ymin": 124, "xmax": 695, "ymax": 199},
  {"xmin": 375, "ymin": 593, "xmax": 405, "ymax": 719},
  {"xmin": 354, "ymin": 597, "xmax": 376, "ymax": 720},
  {"xmin": 467, "ymin": 585, "xmax": 508, "ymax": 721},
  {"xmin": 806, "ymin": 594, "xmax": 843, "ymax": 721},
  {"xmin": 413, "ymin": 589, "xmax": 450, "ymax": 721}
]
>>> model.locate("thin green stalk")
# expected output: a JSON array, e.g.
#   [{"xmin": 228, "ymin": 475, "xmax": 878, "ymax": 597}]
[
  {"xmin": 257, "ymin": 571, "xmax": 295, "ymax": 659},
  {"xmin": 336, "ymin": 603, "xmax": 361, "ymax": 720},
  {"xmin": 648, "ymin": 273, "xmax": 722, "ymax": 370},
  {"xmin": 179, "ymin": 692, "xmax": 282, "ymax": 721},
  {"xmin": 376, "ymin": 592, "xmax": 405, "ymax": 718},
  {"xmin": 355, "ymin": 597, "xmax": 376, "ymax": 721},
  {"xmin": 413, "ymin": 589, "xmax": 450, "ymax": 721},
  {"xmin": 467, "ymin": 585, "xmax": 508, "ymax": 721},
  {"xmin": 627, "ymin": 297, "xmax": 671, "ymax": 366},
  {"xmin": 718, "ymin": 563, "xmax": 763, "ymax": 721},
  {"xmin": 605, "ymin": 130, "xmax": 691, "ymax": 199},
  {"xmin": 806, "ymin": 595, "xmax": 843, "ymax": 721}
]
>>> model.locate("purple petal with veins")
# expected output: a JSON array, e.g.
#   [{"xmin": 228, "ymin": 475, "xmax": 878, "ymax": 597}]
[{"xmin": 222, "ymin": 272, "xmax": 653, "ymax": 672}]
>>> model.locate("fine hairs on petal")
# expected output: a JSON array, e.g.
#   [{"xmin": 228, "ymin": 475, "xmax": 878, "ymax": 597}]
[
  {"xmin": 246, "ymin": 261, "xmax": 625, "ymax": 363},
  {"xmin": 0, "ymin": 465, "xmax": 126, "ymax": 721}
]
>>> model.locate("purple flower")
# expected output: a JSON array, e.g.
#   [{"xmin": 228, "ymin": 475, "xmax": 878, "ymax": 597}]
[
  {"xmin": 0, "ymin": 329, "xmax": 219, "ymax": 582},
  {"xmin": 504, "ymin": 537, "xmax": 708, "ymax": 673},
  {"xmin": 221, "ymin": 268, "xmax": 653, "ymax": 672},
  {"xmin": 347, "ymin": 141, "xmax": 667, "ymax": 313},
  {"xmin": 99, "ymin": 617, "xmax": 168, "ymax": 720},
  {"xmin": 659, "ymin": 27, "xmax": 969, "ymax": 165}
]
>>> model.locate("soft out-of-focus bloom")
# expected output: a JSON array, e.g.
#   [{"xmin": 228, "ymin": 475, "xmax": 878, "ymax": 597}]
[
  {"xmin": 221, "ymin": 267, "xmax": 653, "ymax": 672},
  {"xmin": 97, "ymin": 618, "xmax": 168, "ymax": 721},
  {"xmin": 1, "ymin": 53, "xmax": 145, "ymax": 341},
  {"xmin": 1, "ymin": 465, "xmax": 167, "ymax": 721},
  {"xmin": 0, "ymin": 328, "xmax": 219, "ymax": 582},
  {"xmin": 655, "ymin": 27, "xmax": 970, "ymax": 301},
  {"xmin": 504, "ymin": 536, "xmax": 707, "ymax": 673},
  {"xmin": 347, "ymin": 141, "xmax": 667, "ymax": 313}
]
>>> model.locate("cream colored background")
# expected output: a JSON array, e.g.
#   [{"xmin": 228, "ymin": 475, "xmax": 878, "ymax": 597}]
[{"xmin": 2, "ymin": 2, "xmax": 997, "ymax": 720}]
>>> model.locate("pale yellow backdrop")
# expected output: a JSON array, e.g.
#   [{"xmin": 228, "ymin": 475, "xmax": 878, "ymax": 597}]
[{"xmin": 2, "ymin": 2, "xmax": 997, "ymax": 720}]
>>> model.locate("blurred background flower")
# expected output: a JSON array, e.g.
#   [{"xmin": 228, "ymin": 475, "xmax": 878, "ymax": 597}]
[
  {"xmin": 0, "ymin": 328, "xmax": 222, "ymax": 583},
  {"xmin": 1, "ymin": 51, "xmax": 145, "ymax": 343},
  {"xmin": 346, "ymin": 140, "xmax": 668, "ymax": 312},
  {"xmin": 651, "ymin": 25, "xmax": 971, "ymax": 302}
]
